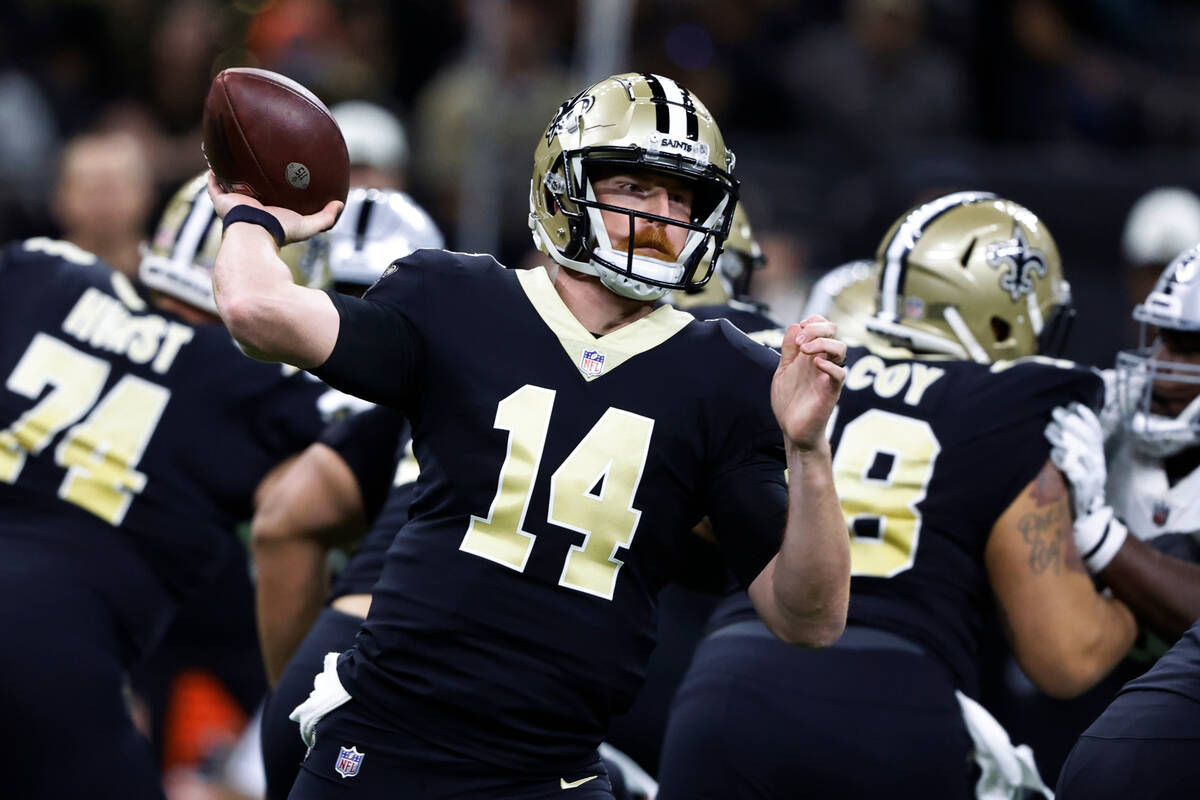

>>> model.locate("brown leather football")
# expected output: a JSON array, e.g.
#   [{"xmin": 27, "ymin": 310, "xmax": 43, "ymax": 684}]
[{"xmin": 202, "ymin": 68, "xmax": 349, "ymax": 215}]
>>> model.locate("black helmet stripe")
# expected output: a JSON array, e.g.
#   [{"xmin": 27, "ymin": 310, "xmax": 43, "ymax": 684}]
[
  {"xmin": 641, "ymin": 73, "xmax": 672, "ymax": 135},
  {"xmin": 354, "ymin": 195, "xmax": 376, "ymax": 252},
  {"xmin": 641, "ymin": 74, "xmax": 700, "ymax": 141},
  {"xmin": 878, "ymin": 191, "xmax": 996, "ymax": 322},
  {"xmin": 679, "ymin": 86, "xmax": 699, "ymax": 140}
]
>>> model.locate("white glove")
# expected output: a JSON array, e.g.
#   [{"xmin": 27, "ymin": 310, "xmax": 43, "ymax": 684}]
[
  {"xmin": 1044, "ymin": 402, "xmax": 1127, "ymax": 573},
  {"xmin": 289, "ymin": 651, "xmax": 352, "ymax": 750},
  {"xmin": 1045, "ymin": 403, "xmax": 1106, "ymax": 519}
]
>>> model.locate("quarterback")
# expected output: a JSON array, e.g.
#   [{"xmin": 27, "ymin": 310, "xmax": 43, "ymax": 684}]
[{"xmin": 210, "ymin": 73, "xmax": 850, "ymax": 798}]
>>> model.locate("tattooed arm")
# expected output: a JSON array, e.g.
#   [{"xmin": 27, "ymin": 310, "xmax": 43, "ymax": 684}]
[{"xmin": 985, "ymin": 460, "xmax": 1137, "ymax": 699}]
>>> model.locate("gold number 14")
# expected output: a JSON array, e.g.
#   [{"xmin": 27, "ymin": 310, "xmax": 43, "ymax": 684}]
[{"xmin": 460, "ymin": 384, "xmax": 654, "ymax": 600}]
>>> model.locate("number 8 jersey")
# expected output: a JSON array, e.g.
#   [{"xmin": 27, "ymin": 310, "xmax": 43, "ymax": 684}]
[
  {"xmin": 0, "ymin": 239, "xmax": 327, "ymax": 659},
  {"xmin": 831, "ymin": 344, "xmax": 1103, "ymax": 696},
  {"xmin": 311, "ymin": 249, "xmax": 788, "ymax": 774}
]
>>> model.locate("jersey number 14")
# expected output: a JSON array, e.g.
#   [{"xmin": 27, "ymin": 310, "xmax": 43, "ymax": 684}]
[{"xmin": 460, "ymin": 384, "xmax": 654, "ymax": 601}]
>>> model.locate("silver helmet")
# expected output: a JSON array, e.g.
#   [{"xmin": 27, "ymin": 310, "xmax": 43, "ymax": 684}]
[
  {"xmin": 1116, "ymin": 244, "xmax": 1200, "ymax": 457},
  {"xmin": 301, "ymin": 187, "xmax": 444, "ymax": 293}
]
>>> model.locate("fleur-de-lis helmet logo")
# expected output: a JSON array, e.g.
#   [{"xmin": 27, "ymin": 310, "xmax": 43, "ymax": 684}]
[{"xmin": 986, "ymin": 225, "xmax": 1048, "ymax": 302}]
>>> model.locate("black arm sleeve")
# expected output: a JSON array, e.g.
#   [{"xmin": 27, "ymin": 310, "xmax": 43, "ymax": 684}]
[
  {"xmin": 311, "ymin": 289, "xmax": 425, "ymax": 412},
  {"xmin": 318, "ymin": 406, "xmax": 410, "ymax": 520},
  {"xmin": 706, "ymin": 429, "xmax": 788, "ymax": 588}
]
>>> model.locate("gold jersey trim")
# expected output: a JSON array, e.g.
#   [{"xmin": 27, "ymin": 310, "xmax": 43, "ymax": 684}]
[{"xmin": 516, "ymin": 267, "xmax": 692, "ymax": 381}]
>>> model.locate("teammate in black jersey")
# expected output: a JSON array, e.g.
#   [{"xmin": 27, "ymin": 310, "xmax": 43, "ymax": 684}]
[
  {"xmin": 0, "ymin": 174, "xmax": 329, "ymax": 798},
  {"xmin": 209, "ymin": 72, "xmax": 851, "ymax": 799},
  {"xmin": 657, "ymin": 192, "xmax": 1139, "ymax": 799}
]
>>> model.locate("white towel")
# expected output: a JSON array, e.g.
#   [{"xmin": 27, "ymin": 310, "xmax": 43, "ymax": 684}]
[
  {"xmin": 289, "ymin": 651, "xmax": 352, "ymax": 750},
  {"xmin": 956, "ymin": 690, "xmax": 1053, "ymax": 800},
  {"xmin": 599, "ymin": 742, "xmax": 658, "ymax": 800}
]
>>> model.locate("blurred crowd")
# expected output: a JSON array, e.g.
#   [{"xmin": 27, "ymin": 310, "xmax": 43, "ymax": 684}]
[
  {"xmin": 5, "ymin": 2, "xmax": 1200, "ymax": 793},
  {"xmin": 5, "ymin": 0, "xmax": 1200, "ymax": 367}
]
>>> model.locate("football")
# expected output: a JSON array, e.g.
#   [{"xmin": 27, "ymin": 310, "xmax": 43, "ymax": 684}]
[{"xmin": 202, "ymin": 67, "xmax": 349, "ymax": 215}]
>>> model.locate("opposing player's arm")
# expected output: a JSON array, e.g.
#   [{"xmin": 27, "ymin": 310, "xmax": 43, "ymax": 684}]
[
  {"xmin": 1045, "ymin": 401, "xmax": 1200, "ymax": 642},
  {"xmin": 208, "ymin": 174, "xmax": 342, "ymax": 367},
  {"xmin": 750, "ymin": 318, "xmax": 851, "ymax": 647},
  {"xmin": 1095, "ymin": 537, "xmax": 1200, "ymax": 642},
  {"xmin": 985, "ymin": 460, "xmax": 1137, "ymax": 699},
  {"xmin": 251, "ymin": 443, "xmax": 367, "ymax": 685}
]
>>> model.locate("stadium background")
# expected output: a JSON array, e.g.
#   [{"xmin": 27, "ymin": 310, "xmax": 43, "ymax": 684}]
[{"xmin": 2, "ymin": 0, "xmax": 1199, "ymax": 796}]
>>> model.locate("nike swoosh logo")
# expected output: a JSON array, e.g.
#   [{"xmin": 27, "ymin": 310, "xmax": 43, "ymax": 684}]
[{"xmin": 560, "ymin": 775, "xmax": 598, "ymax": 790}]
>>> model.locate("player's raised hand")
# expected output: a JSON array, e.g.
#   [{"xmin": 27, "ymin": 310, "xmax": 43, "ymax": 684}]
[
  {"xmin": 207, "ymin": 172, "xmax": 343, "ymax": 244},
  {"xmin": 771, "ymin": 315, "xmax": 846, "ymax": 452}
]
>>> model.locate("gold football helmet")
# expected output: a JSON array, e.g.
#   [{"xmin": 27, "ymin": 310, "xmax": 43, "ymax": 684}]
[
  {"xmin": 866, "ymin": 191, "xmax": 1074, "ymax": 363},
  {"xmin": 529, "ymin": 72, "xmax": 738, "ymax": 301},
  {"xmin": 804, "ymin": 259, "xmax": 886, "ymax": 348},
  {"xmin": 671, "ymin": 202, "xmax": 764, "ymax": 308},
  {"xmin": 140, "ymin": 173, "xmax": 326, "ymax": 313}
]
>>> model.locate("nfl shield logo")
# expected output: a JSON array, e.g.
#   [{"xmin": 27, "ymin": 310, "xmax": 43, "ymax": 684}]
[
  {"xmin": 1153, "ymin": 500, "xmax": 1170, "ymax": 527},
  {"xmin": 580, "ymin": 348, "xmax": 606, "ymax": 377},
  {"xmin": 334, "ymin": 745, "xmax": 364, "ymax": 778}
]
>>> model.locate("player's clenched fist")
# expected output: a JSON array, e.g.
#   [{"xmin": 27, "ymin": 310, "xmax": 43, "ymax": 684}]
[{"xmin": 771, "ymin": 314, "xmax": 846, "ymax": 452}]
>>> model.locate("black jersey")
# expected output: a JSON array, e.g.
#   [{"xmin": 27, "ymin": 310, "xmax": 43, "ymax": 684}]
[
  {"xmin": 311, "ymin": 251, "xmax": 787, "ymax": 772},
  {"xmin": 1121, "ymin": 618, "xmax": 1200, "ymax": 705},
  {"xmin": 319, "ymin": 405, "xmax": 415, "ymax": 600},
  {"xmin": 0, "ymin": 238, "xmax": 326, "ymax": 658},
  {"xmin": 686, "ymin": 300, "xmax": 784, "ymax": 348},
  {"xmin": 714, "ymin": 344, "xmax": 1103, "ymax": 696}
]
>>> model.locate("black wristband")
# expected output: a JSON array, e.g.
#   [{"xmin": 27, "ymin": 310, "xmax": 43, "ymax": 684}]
[{"xmin": 223, "ymin": 204, "xmax": 286, "ymax": 248}]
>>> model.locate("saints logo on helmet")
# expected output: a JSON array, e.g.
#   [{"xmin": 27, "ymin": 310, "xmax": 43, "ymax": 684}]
[
  {"xmin": 1115, "ymin": 245, "xmax": 1200, "ymax": 457},
  {"xmin": 139, "ymin": 173, "xmax": 323, "ymax": 314},
  {"xmin": 866, "ymin": 191, "xmax": 1074, "ymax": 364},
  {"xmin": 297, "ymin": 187, "xmax": 444, "ymax": 296},
  {"xmin": 529, "ymin": 73, "xmax": 738, "ymax": 302}
]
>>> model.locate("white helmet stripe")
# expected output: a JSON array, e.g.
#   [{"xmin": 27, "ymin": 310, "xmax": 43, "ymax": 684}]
[
  {"xmin": 653, "ymin": 74, "xmax": 691, "ymax": 140},
  {"xmin": 879, "ymin": 191, "xmax": 996, "ymax": 322},
  {"xmin": 173, "ymin": 191, "xmax": 217, "ymax": 267}
]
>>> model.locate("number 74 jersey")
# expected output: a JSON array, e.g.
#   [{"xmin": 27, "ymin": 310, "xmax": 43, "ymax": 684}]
[
  {"xmin": 829, "ymin": 344, "xmax": 1103, "ymax": 696},
  {"xmin": 0, "ymin": 239, "xmax": 327, "ymax": 656}
]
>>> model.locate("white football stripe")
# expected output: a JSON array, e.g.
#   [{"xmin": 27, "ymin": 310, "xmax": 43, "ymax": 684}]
[{"xmin": 653, "ymin": 74, "xmax": 689, "ymax": 139}]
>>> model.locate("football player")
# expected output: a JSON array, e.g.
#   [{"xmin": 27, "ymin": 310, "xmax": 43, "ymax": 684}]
[
  {"xmin": 208, "ymin": 72, "xmax": 851, "ymax": 799},
  {"xmin": 656, "ymin": 192, "xmax": 1138, "ymax": 799},
  {"xmin": 1042, "ymin": 248, "xmax": 1200, "ymax": 797},
  {"xmin": 0, "ymin": 173, "xmax": 330, "ymax": 798}
]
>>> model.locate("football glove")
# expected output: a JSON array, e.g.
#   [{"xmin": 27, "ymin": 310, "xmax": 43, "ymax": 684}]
[
  {"xmin": 289, "ymin": 651, "xmax": 352, "ymax": 750},
  {"xmin": 1045, "ymin": 402, "xmax": 1127, "ymax": 573}
]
